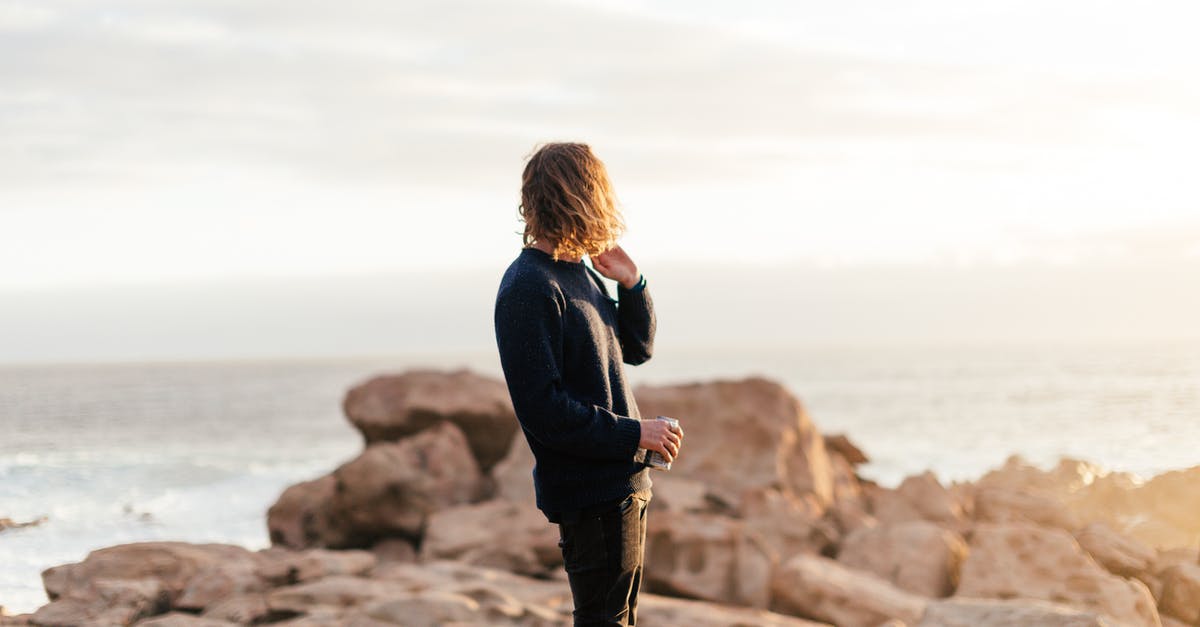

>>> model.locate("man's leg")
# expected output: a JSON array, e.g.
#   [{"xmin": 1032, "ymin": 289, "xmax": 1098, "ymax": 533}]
[{"xmin": 558, "ymin": 490, "xmax": 652, "ymax": 626}]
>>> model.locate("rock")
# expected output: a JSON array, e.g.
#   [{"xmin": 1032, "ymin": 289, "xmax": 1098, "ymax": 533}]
[
  {"xmin": 895, "ymin": 472, "xmax": 967, "ymax": 527},
  {"xmin": 974, "ymin": 487, "xmax": 1080, "ymax": 531},
  {"xmin": 175, "ymin": 563, "xmax": 265, "ymax": 611},
  {"xmin": 419, "ymin": 500, "xmax": 561, "ymax": 577},
  {"xmin": 918, "ymin": 598, "xmax": 1116, "ymax": 626},
  {"xmin": 41, "ymin": 542, "xmax": 260, "ymax": 609},
  {"xmin": 266, "ymin": 475, "xmax": 341, "ymax": 549},
  {"xmin": 770, "ymin": 554, "xmax": 928, "ymax": 627},
  {"xmin": 738, "ymin": 487, "xmax": 827, "ymax": 560},
  {"xmin": 646, "ymin": 474, "xmax": 711, "ymax": 513},
  {"xmin": 490, "ymin": 430, "xmax": 536, "ymax": 505},
  {"xmin": 326, "ymin": 421, "xmax": 482, "ymax": 546},
  {"xmin": 836, "ymin": 521, "xmax": 968, "ymax": 598},
  {"xmin": 824, "ymin": 433, "xmax": 869, "ymax": 465},
  {"xmin": 198, "ymin": 593, "xmax": 273, "ymax": 624},
  {"xmin": 1158, "ymin": 562, "xmax": 1200, "ymax": 624},
  {"xmin": 0, "ymin": 515, "xmax": 48, "ymax": 532},
  {"xmin": 265, "ymin": 575, "xmax": 413, "ymax": 614},
  {"xmin": 31, "ymin": 578, "xmax": 168, "ymax": 627},
  {"xmin": 638, "ymin": 594, "xmax": 831, "ymax": 626},
  {"xmin": 352, "ymin": 590, "xmax": 492, "ymax": 626},
  {"xmin": 635, "ymin": 378, "xmax": 840, "ymax": 510},
  {"xmin": 644, "ymin": 511, "xmax": 775, "ymax": 608},
  {"xmin": 1074, "ymin": 522, "xmax": 1154, "ymax": 578},
  {"xmin": 134, "ymin": 612, "xmax": 238, "ymax": 626},
  {"xmin": 369, "ymin": 538, "xmax": 418, "ymax": 564},
  {"xmin": 254, "ymin": 547, "xmax": 377, "ymax": 586},
  {"xmin": 342, "ymin": 369, "xmax": 518, "ymax": 471},
  {"xmin": 956, "ymin": 523, "xmax": 1160, "ymax": 627}
]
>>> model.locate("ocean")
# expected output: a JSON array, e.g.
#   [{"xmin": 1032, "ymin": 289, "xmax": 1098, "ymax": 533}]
[{"xmin": 2, "ymin": 341, "xmax": 1198, "ymax": 614}]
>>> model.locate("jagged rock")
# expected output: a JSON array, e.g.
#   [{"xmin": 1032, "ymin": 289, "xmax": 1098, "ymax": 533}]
[
  {"xmin": 974, "ymin": 487, "xmax": 1080, "ymax": 530},
  {"xmin": 738, "ymin": 487, "xmax": 827, "ymax": 560},
  {"xmin": 917, "ymin": 598, "xmax": 1115, "ymax": 626},
  {"xmin": 31, "ymin": 578, "xmax": 168, "ymax": 627},
  {"xmin": 1158, "ymin": 562, "xmax": 1200, "ymax": 624},
  {"xmin": 342, "ymin": 369, "xmax": 517, "ymax": 471},
  {"xmin": 836, "ymin": 521, "xmax": 968, "ymax": 598},
  {"xmin": 1074, "ymin": 522, "xmax": 1154, "ymax": 578},
  {"xmin": 635, "ymin": 378, "xmax": 841, "ymax": 510},
  {"xmin": 326, "ymin": 421, "xmax": 482, "ymax": 546},
  {"xmin": 266, "ymin": 475, "xmax": 341, "ymax": 549},
  {"xmin": 198, "ymin": 593, "xmax": 272, "ymax": 624},
  {"xmin": 895, "ymin": 472, "xmax": 967, "ymax": 527},
  {"xmin": 644, "ymin": 511, "xmax": 775, "ymax": 608},
  {"xmin": 956, "ymin": 523, "xmax": 1160, "ymax": 627},
  {"xmin": 824, "ymin": 433, "xmax": 869, "ymax": 465},
  {"xmin": 420, "ymin": 500, "xmax": 561, "ymax": 577},
  {"xmin": 770, "ymin": 554, "xmax": 927, "ymax": 627}
]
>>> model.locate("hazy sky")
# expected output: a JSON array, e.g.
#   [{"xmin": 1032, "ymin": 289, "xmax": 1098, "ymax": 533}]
[
  {"xmin": 2, "ymin": 1, "xmax": 1199, "ymax": 361},
  {"xmin": 4, "ymin": 0, "xmax": 1199, "ymax": 289}
]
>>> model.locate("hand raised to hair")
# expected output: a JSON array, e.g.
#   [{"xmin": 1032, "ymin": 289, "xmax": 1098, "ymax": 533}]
[{"xmin": 591, "ymin": 245, "xmax": 640, "ymax": 289}]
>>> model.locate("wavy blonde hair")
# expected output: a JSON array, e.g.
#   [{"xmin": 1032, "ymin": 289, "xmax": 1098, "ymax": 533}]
[{"xmin": 519, "ymin": 142, "xmax": 625, "ymax": 261}]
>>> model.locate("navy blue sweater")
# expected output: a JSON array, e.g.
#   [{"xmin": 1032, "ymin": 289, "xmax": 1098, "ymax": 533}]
[{"xmin": 493, "ymin": 246, "xmax": 655, "ymax": 519}]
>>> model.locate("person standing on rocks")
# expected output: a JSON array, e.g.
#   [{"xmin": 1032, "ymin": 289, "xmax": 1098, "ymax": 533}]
[{"xmin": 494, "ymin": 142, "xmax": 684, "ymax": 627}]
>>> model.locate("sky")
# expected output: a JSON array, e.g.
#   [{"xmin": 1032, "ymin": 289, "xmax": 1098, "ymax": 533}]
[{"xmin": 2, "ymin": 0, "xmax": 1199, "ymax": 360}]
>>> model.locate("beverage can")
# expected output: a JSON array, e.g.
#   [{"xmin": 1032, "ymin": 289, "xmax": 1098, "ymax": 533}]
[{"xmin": 645, "ymin": 416, "xmax": 679, "ymax": 471}]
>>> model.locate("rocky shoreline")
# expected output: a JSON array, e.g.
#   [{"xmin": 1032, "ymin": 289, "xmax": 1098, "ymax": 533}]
[{"xmin": 3, "ymin": 369, "xmax": 1198, "ymax": 626}]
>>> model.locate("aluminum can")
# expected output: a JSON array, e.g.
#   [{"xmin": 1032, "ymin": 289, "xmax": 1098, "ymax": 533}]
[{"xmin": 645, "ymin": 416, "xmax": 679, "ymax": 471}]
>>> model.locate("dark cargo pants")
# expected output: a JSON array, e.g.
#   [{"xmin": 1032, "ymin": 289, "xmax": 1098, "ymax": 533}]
[{"xmin": 555, "ymin": 488, "xmax": 652, "ymax": 626}]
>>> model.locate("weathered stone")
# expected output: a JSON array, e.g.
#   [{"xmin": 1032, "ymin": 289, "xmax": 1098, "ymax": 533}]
[
  {"xmin": 420, "ymin": 499, "xmax": 561, "ymax": 577},
  {"xmin": 490, "ymin": 431, "xmax": 536, "ymax": 505},
  {"xmin": 369, "ymin": 538, "xmax": 418, "ymax": 564},
  {"xmin": 327, "ymin": 422, "xmax": 482, "ymax": 546},
  {"xmin": 342, "ymin": 369, "xmax": 517, "ymax": 471},
  {"xmin": 837, "ymin": 521, "xmax": 968, "ymax": 598},
  {"xmin": 644, "ymin": 511, "xmax": 774, "ymax": 608},
  {"xmin": 957, "ymin": 523, "xmax": 1160, "ymax": 627},
  {"xmin": 254, "ymin": 547, "xmax": 376, "ymax": 586},
  {"xmin": 266, "ymin": 576, "xmax": 413, "ymax": 614},
  {"xmin": 638, "ymin": 594, "xmax": 831, "ymax": 626},
  {"xmin": 824, "ymin": 433, "xmax": 869, "ymax": 465},
  {"xmin": 198, "ymin": 593, "xmax": 272, "ymax": 624},
  {"xmin": 134, "ymin": 612, "xmax": 239, "ymax": 626},
  {"xmin": 635, "ymin": 378, "xmax": 840, "ymax": 509},
  {"xmin": 1074, "ymin": 522, "xmax": 1154, "ymax": 578},
  {"xmin": 974, "ymin": 487, "xmax": 1080, "ymax": 530},
  {"xmin": 771, "ymin": 554, "xmax": 927, "ymax": 627},
  {"xmin": 918, "ymin": 598, "xmax": 1115, "ymax": 626},
  {"xmin": 266, "ymin": 475, "xmax": 341, "ymax": 549},
  {"xmin": 1158, "ymin": 562, "xmax": 1200, "ymax": 624},
  {"xmin": 739, "ymin": 487, "xmax": 827, "ymax": 560},
  {"xmin": 895, "ymin": 472, "xmax": 967, "ymax": 527}
]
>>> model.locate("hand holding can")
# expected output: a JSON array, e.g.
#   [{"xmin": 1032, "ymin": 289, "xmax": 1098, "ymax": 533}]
[{"xmin": 643, "ymin": 416, "xmax": 682, "ymax": 471}]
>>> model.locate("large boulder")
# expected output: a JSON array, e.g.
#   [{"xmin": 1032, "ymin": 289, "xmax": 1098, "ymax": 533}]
[
  {"xmin": 1074, "ymin": 522, "xmax": 1155, "ymax": 579},
  {"xmin": 419, "ymin": 500, "xmax": 561, "ymax": 577},
  {"xmin": 836, "ymin": 521, "xmax": 968, "ymax": 598},
  {"xmin": 1158, "ymin": 562, "xmax": 1200, "ymax": 625},
  {"xmin": 490, "ymin": 430, "xmax": 536, "ymax": 505},
  {"xmin": 643, "ymin": 511, "xmax": 775, "ymax": 609},
  {"xmin": 868, "ymin": 472, "xmax": 968, "ymax": 530},
  {"xmin": 325, "ymin": 422, "xmax": 482, "ymax": 546},
  {"xmin": 918, "ymin": 598, "xmax": 1116, "ymax": 626},
  {"xmin": 635, "ymin": 378, "xmax": 840, "ymax": 510},
  {"xmin": 266, "ymin": 476, "xmax": 342, "ymax": 549},
  {"xmin": 770, "ymin": 554, "xmax": 928, "ymax": 627},
  {"xmin": 956, "ymin": 523, "xmax": 1161, "ymax": 627},
  {"xmin": 342, "ymin": 369, "xmax": 517, "ymax": 471},
  {"xmin": 974, "ymin": 486, "xmax": 1081, "ymax": 530}
]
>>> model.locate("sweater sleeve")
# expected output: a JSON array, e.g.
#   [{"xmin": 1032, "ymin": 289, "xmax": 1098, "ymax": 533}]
[
  {"xmin": 616, "ymin": 276, "xmax": 656, "ymax": 366},
  {"xmin": 494, "ymin": 281, "xmax": 643, "ymax": 460}
]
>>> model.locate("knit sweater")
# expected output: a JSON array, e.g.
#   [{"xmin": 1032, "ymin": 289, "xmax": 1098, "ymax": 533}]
[{"xmin": 493, "ymin": 246, "xmax": 656, "ymax": 520}]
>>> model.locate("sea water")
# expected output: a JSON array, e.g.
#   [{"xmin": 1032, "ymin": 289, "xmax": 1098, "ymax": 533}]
[{"xmin": 2, "ymin": 341, "xmax": 1198, "ymax": 613}]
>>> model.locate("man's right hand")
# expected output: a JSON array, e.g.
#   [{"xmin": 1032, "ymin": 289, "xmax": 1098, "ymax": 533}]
[{"xmin": 639, "ymin": 419, "xmax": 683, "ymax": 463}]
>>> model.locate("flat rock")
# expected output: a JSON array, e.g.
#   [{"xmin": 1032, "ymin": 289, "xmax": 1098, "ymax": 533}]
[
  {"xmin": 918, "ymin": 598, "xmax": 1116, "ymax": 626},
  {"xmin": 644, "ymin": 511, "xmax": 774, "ymax": 608},
  {"xmin": 420, "ymin": 499, "xmax": 561, "ymax": 577}
]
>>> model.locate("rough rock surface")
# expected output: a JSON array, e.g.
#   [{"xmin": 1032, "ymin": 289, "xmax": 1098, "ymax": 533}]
[
  {"xmin": 327, "ymin": 421, "xmax": 482, "ymax": 546},
  {"xmin": 836, "ymin": 521, "xmax": 968, "ymax": 598},
  {"xmin": 956, "ymin": 523, "xmax": 1161, "ymax": 627},
  {"xmin": 634, "ymin": 377, "xmax": 841, "ymax": 509},
  {"xmin": 917, "ymin": 598, "xmax": 1116, "ymax": 626},
  {"xmin": 420, "ymin": 500, "xmax": 561, "ymax": 577},
  {"xmin": 1074, "ymin": 522, "xmax": 1155, "ymax": 578},
  {"xmin": 342, "ymin": 369, "xmax": 518, "ymax": 471},
  {"xmin": 771, "ymin": 554, "xmax": 928, "ymax": 627},
  {"xmin": 643, "ymin": 511, "xmax": 775, "ymax": 608}
]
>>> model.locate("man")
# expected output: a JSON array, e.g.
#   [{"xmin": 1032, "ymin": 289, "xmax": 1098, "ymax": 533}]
[{"xmin": 494, "ymin": 142, "xmax": 683, "ymax": 626}]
